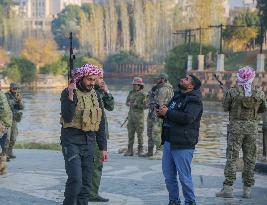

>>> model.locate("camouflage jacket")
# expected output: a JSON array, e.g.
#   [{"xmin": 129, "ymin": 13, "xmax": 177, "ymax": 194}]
[
  {"xmin": 147, "ymin": 81, "xmax": 173, "ymax": 119},
  {"xmin": 95, "ymin": 85, "xmax": 114, "ymax": 138},
  {"xmin": 223, "ymin": 85, "xmax": 267, "ymax": 134},
  {"xmin": 5, "ymin": 92, "xmax": 24, "ymax": 113},
  {"xmin": 126, "ymin": 89, "xmax": 146, "ymax": 114},
  {"xmin": 0, "ymin": 90, "xmax": 13, "ymax": 128}
]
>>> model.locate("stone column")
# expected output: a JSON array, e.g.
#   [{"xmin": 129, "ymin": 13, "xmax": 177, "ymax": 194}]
[
  {"xmin": 216, "ymin": 54, "xmax": 224, "ymax": 72},
  {"xmin": 197, "ymin": 55, "xmax": 205, "ymax": 71},
  {"xmin": 257, "ymin": 54, "xmax": 265, "ymax": 72},
  {"xmin": 187, "ymin": 55, "xmax": 193, "ymax": 72}
]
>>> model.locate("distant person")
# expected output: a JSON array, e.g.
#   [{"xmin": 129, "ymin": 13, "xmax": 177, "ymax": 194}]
[
  {"xmin": 157, "ymin": 74, "xmax": 203, "ymax": 205},
  {"xmin": 124, "ymin": 77, "xmax": 146, "ymax": 157},
  {"xmin": 142, "ymin": 73, "xmax": 173, "ymax": 159},
  {"xmin": 60, "ymin": 64, "xmax": 108, "ymax": 205},
  {"xmin": 216, "ymin": 66, "xmax": 267, "ymax": 199},
  {"xmin": 89, "ymin": 68, "xmax": 114, "ymax": 202},
  {"xmin": 5, "ymin": 83, "xmax": 24, "ymax": 160}
]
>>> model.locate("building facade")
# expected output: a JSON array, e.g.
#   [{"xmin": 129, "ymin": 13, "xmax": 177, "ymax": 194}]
[{"xmin": 13, "ymin": 0, "xmax": 82, "ymax": 30}]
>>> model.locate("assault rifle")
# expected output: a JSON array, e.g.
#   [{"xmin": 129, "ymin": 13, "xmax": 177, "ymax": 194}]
[
  {"xmin": 68, "ymin": 32, "xmax": 75, "ymax": 82},
  {"xmin": 213, "ymin": 74, "xmax": 226, "ymax": 91},
  {"xmin": 120, "ymin": 117, "xmax": 128, "ymax": 127}
]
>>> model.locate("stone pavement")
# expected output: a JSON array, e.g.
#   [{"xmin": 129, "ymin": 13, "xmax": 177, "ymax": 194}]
[{"xmin": 0, "ymin": 149, "xmax": 267, "ymax": 205}]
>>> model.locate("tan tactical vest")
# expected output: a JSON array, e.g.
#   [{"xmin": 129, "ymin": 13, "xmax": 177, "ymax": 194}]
[
  {"xmin": 230, "ymin": 86, "xmax": 262, "ymax": 121},
  {"xmin": 61, "ymin": 89, "xmax": 102, "ymax": 131}
]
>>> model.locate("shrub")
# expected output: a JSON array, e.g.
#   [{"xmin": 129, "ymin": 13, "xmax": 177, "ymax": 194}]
[{"xmin": 165, "ymin": 43, "xmax": 216, "ymax": 85}]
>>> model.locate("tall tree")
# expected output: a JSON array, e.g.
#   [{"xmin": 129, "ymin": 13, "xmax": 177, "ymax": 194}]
[
  {"xmin": 21, "ymin": 38, "xmax": 61, "ymax": 72},
  {"xmin": 223, "ymin": 12, "xmax": 259, "ymax": 52},
  {"xmin": 257, "ymin": 0, "xmax": 267, "ymax": 30},
  {"xmin": 51, "ymin": 5, "xmax": 81, "ymax": 49}
]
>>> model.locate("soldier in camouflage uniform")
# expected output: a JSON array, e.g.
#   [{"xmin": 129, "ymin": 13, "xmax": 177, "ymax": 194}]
[
  {"xmin": 89, "ymin": 69, "xmax": 114, "ymax": 202},
  {"xmin": 124, "ymin": 77, "xmax": 146, "ymax": 157},
  {"xmin": 5, "ymin": 83, "xmax": 24, "ymax": 160},
  {"xmin": 216, "ymin": 66, "xmax": 267, "ymax": 199},
  {"xmin": 143, "ymin": 73, "xmax": 173, "ymax": 159},
  {"xmin": 0, "ymin": 81, "xmax": 12, "ymax": 165}
]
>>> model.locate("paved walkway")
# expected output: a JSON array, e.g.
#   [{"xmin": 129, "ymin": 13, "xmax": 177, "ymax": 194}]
[{"xmin": 0, "ymin": 149, "xmax": 267, "ymax": 205}]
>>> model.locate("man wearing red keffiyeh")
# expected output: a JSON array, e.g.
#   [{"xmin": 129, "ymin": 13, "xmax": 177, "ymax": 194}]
[
  {"xmin": 216, "ymin": 66, "xmax": 267, "ymax": 199},
  {"xmin": 60, "ymin": 64, "xmax": 108, "ymax": 205}
]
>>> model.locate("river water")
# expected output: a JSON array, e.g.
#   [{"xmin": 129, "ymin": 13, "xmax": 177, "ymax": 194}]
[{"xmin": 16, "ymin": 83, "xmax": 264, "ymax": 164}]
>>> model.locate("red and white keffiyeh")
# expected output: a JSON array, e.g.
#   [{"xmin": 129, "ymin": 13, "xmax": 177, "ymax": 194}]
[
  {"xmin": 72, "ymin": 64, "xmax": 103, "ymax": 83},
  {"xmin": 237, "ymin": 66, "xmax": 256, "ymax": 97}
]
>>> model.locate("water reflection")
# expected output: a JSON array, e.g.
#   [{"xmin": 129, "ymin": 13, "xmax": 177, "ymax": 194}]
[{"xmin": 17, "ymin": 85, "xmax": 263, "ymax": 164}]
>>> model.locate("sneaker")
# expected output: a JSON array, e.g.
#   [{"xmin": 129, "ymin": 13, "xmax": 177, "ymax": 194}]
[{"xmin": 88, "ymin": 195, "xmax": 109, "ymax": 202}]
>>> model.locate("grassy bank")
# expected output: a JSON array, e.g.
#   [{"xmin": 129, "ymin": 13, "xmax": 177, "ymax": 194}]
[{"xmin": 14, "ymin": 142, "xmax": 61, "ymax": 151}]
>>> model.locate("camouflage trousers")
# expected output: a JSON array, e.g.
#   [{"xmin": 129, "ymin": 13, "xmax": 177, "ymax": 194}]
[
  {"xmin": 90, "ymin": 141, "xmax": 103, "ymax": 198},
  {"xmin": 223, "ymin": 132, "xmax": 257, "ymax": 187},
  {"xmin": 5, "ymin": 121, "xmax": 18, "ymax": 153},
  {"xmin": 127, "ymin": 116, "xmax": 144, "ymax": 146},
  {"xmin": 147, "ymin": 117, "xmax": 162, "ymax": 150}
]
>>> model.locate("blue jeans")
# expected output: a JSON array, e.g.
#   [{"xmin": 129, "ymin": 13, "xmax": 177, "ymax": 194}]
[{"xmin": 162, "ymin": 141, "xmax": 195, "ymax": 205}]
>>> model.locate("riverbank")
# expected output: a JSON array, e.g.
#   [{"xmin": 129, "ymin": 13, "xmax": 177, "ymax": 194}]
[{"xmin": 0, "ymin": 149, "xmax": 267, "ymax": 205}]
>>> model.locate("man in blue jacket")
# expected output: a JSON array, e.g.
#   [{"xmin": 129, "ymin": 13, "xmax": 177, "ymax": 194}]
[{"xmin": 157, "ymin": 74, "xmax": 203, "ymax": 205}]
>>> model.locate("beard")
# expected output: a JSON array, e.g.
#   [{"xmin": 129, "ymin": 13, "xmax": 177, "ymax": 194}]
[
  {"xmin": 178, "ymin": 83, "xmax": 187, "ymax": 91},
  {"xmin": 78, "ymin": 81, "xmax": 93, "ymax": 92}
]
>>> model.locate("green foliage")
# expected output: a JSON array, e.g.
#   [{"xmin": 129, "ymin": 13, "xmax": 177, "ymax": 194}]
[
  {"xmin": 165, "ymin": 43, "xmax": 216, "ymax": 85},
  {"xmin": 4, "ymin": 64, "xmax": 21, "ymax": 82},
  {"xmin": 5, "ymin": 57, "xmax": 37, "ymax": 83},
  {"xmin": 104, "ymin": 50, "xmax": 146, "ymax": 71},
  {"xmin": 257, "ymin": 0, "xmax": 267, "ymax": 30},
  {"xmin": 40, "ymin": 59, "xmax": 68, "ymax": 75},
  {"xmin": 74, "ymin": 56, "xmax": 102, "ymax": 68},
  {"xmin": 14, "ymin": 142, "xmax": 61, "ymax": 151},
  {"xmin": 223, "ymin": 12, "xmax": 259, "ymax": 51},
  {"xmin": 51, "ymin": 5, "xmax": 81, "ymax": 49}
]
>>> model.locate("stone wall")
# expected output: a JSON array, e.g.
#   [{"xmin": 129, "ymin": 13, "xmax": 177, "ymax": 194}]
[
  {"xmin": 104, "ymin": 64, "xmax": 164, "ymax": 78},
  {"xmin": 1, "ymin": 74, "xmax": 67, "ymax": 89},
  {"xmin": 191, "ymin": 70, "xmax": 267, "ymax": 101}
]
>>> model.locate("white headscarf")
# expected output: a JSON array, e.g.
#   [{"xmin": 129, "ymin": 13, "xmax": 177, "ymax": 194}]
[{"xmin": 236, "ymin": 66, "xmax": 256, "ymax": 97}]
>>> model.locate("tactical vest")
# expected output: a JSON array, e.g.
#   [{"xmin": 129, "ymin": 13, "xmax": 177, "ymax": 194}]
[
  {"xmin": 61, "ymin": 89, "xmax": 102, "ymax": 131},
  {"xmin": 230, "ymin": 86, "xmax": 262, "ymax": 121}
]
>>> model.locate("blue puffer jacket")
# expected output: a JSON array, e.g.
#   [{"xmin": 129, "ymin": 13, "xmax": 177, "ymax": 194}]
[{"xmin": 161, "ymin": 89, "xmax": 203, "ymax": 149}]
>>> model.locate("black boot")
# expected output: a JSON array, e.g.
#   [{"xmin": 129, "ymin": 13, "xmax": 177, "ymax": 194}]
[
  {"xmin": 140, "ymin": 146, "xmax": 153, "ymax": 157},
  {"xmin": 138, "ymin": 144, "xmax": 144, "ymax": 157},
  {"xmin": 124, "ymin": 144, "xmax": 133, "ymax": 156}
]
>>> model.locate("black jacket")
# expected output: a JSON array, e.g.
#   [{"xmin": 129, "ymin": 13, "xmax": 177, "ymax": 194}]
[
  {"xmin": 60, "ymin": 88, "xmax": 107, "ymax": 151},
  {"xmin": 161, "ymin": 89, "xmax": 203, "ymax": 149}
]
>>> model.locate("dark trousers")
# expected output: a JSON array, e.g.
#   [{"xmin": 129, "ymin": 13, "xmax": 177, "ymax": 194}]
[
  {"xmin": 0, "ymin": 133, "xmax": 7, "ymax": 153},
  {"xmin": 62, "ymin": 140, "xmax": 95, "ymax": 205}
]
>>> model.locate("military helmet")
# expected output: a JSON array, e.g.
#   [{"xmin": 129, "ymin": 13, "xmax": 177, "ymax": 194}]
[
  {"xmin": 132, "ymin": 77, "xmax": 144, "ymax": 85},
  {"xmin": 10, "ymin": 82, "xmax": 18, "ymax": 89},
  {"xmin": 159, "ymin": 72, "xmax": 169, "ymax": 80}
]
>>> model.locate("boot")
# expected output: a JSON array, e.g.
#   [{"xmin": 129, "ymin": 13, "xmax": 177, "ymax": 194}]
[
  {"xmin": 216, "ymin": 185, "xmax": 233, "ymax": 198},
  {"xmin": 7, "ymin": 148, "xmax": 16, "ymax": 159},
  {"xmin": 140, "ymin": 146, "xmax": 153, "ymax": 157},
  {"xmin": 124, "ymin": 144, "xmax": 133, "ymax": 156},
  {"xmin": 243, "ymin": 186, "xmax": 251, "ymax": 198},
  {"xmin": 149, "ymin": 149, "xmax": 163, "ymax": 160},
  {"xmin": 138, "ymin": 144, "xmax": 144, "ymax": 157}
]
